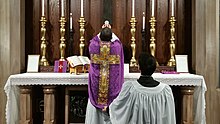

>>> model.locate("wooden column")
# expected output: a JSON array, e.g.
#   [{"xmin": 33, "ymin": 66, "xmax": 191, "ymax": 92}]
[
  {"xmin": 65, "ymin": 87, "xmax": 69, "ymax": 124},
  {"xmin": 181, "ymin": 86, "xmax": 195, "ymax": 124},
  {"xmin": 19, "ymin": 86, "xmax": 33, "ymax": 124},
  {"xmin": 43, "ymin": 86, "xmax": 56, "ymax": 124}
]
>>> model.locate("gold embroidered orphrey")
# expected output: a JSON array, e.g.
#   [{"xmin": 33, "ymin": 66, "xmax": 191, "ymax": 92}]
[{"xmin": 91, "ymin": 42, "xmax": 120, "ymax": 105}]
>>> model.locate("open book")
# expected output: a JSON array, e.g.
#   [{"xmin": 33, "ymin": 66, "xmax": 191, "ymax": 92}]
[{"xmin": 67, "ymin": 56, "xmax": 90, "ymax": 67}]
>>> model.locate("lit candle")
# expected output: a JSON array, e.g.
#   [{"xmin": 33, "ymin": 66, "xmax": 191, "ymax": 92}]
[
  {"xmin": 152, "ymin": 0, "xmax": 155, "ymax": 17},
  {"xmin": 61, "ymin": 0, "xmax": 64, "ymax": 17},
  {"xmin": 143, "ymin": 12, "xmax": 145, "ymax": 30},
  {"xmin": 171, "ymin": 0, "xmax": 174, "ymax": 16},
  {"xmin": 131, "ymin": 0, "xmax": 135, "ymax": 17},
  {"xmin": 81, "ymin": 0, "xmax": 83, "ymax": 17},
  {"xmin": 42, "ymin": 0, "xmax": 44, "ymax": 16},
  {"xmin": 70, "ymin": 13, "xmax": 72, "ymax": 30}
]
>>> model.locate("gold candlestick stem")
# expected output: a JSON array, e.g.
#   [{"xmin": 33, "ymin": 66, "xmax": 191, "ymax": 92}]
[
  {"xmin": 149, "ymin": 16, "xmax": 159, "ymax": 66},
  {"xmin": 59, "ymin": 17, "xmax": 66, "ymax": 61},
  {"xmin": 78, "ymin": 17, "xmax": 86, "ymax": 56},
  {"xmin": 40, "ymin": 16, "xmax": 49, "ymax": 66},
  {"xmin": 129, "ymin": 17, "xmax": 137, "ymax": 67},
  {"xmin": 167, "ymin": 16, "xmax": 176, "ymax": 66},
  {"xmin": 149, "ymin": 17, "xmax": 156, "ymax": 57}
]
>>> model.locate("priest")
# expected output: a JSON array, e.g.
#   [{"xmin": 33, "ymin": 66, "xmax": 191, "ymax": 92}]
[
  {"xmin": 85, "ymin": 21, "xmax": 124, "ymax": 124},
  {"xmin": 109, "ymin": 53, "xmax": 176, "ymax": 124}
]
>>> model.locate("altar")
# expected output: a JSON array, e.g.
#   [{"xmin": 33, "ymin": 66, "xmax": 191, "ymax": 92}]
[{"xmin": 4, "ymin": 73, "xmax": 206, "ymax": 124}]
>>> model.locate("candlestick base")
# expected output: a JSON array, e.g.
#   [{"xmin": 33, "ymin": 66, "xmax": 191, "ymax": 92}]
[{"xmin": 167, "ymin": 57, "xmax": 176, "ymax": 67}]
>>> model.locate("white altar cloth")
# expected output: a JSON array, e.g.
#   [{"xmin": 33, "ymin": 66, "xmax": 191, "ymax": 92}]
[{"xmin": 4, "ymin": 73, "xmax": 207, "ymax": 124}]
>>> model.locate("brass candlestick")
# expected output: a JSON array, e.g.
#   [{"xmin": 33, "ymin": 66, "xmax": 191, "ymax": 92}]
[
  {"xmin": 40, "ymin": 16, "xmax": 49, "ymax": 66},
  {"xmin": 129, "ymin": 17, "xmax": 137, "ymax": 67},
  {"xmin": 78, "ymin": 17, "xmax": 86, "ymax": 56},
  {"xmin": 59, "ymin": 16, "xmax": 66, "ymax": 61},
  {"xmin": 149, "ymin": 17, "xmax": 156, "ymax": 57},
  {"xmin": 167, "ymin": 16, "xmax": 176, "ymax": 66},
  {"xmin": 149, "ymin": 16, "xmax": 159, "ymax": 66}
]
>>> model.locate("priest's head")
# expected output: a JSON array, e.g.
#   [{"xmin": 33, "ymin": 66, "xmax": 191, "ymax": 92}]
[
  {"xmin": 100, "ymin": 27, "xmax": 112, "ymax": 41},
  {"xmin": 138, "ymin": 52, "xmax": 156, "ymax": 76}
]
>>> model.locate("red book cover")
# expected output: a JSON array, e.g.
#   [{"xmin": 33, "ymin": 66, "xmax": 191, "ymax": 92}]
[{"xmin": 54, "ymin": 60, "xmax": 67, "ymax": 73}]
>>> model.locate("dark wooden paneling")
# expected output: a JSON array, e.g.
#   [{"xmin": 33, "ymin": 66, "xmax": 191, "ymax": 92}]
[
  {"xmin": 27, "ymin": 0, "xmax": 192, "ymax": 68},
  {"xmin": 184, "ymin": 0, "xmax": 192, "ymax": 72},
  {"xmin": 25, "ymin": 0, "xmax": 33, "ymax": 69},
  {"xmin": 113, "ymin": 0, "xmax": 132, "ymax": 63},
  {"xmin": 33, "ymin": 0, "xmax": 40, "ymax": 54},
  {"xmin": 48, "ymin": 0, "xmax": 60, "ymax": 62},
  {"xmin": 155, "ymin": 0, "xmax": 170, "ymax": 64}
]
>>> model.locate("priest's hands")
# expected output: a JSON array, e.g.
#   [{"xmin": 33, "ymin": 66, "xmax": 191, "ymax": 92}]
[
  {"xmin": 102, "ymin": 106, "xmax": 108, "ymax": 111},
  {"xmin": 102, "ymin": 20, "xmax": 111, "ymax": 29},
  {"xmin": 102, "ymin": 106, "xmax": 110, "ymax": 115}
]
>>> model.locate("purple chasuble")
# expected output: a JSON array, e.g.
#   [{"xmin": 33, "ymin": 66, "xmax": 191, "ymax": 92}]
[{"xmin": 88, "ymin": 35, "xmax": 124, "ymax": 110}]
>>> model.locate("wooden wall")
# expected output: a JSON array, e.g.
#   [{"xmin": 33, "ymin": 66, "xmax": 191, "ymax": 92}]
[
  {"xmin": 193, "ymin": 0, "xmax": 220, "ymax": 124},
  {"xmin": 0, "ymin": 0, "xmax": 25, "ymax": 124},
  {"xmin": 26, "ymin": 0, "xmax": 192, "ymax": 67}
]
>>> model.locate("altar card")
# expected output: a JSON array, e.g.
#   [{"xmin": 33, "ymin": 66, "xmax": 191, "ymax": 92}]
[
  {"xmin": 175, "ymin": 55, "xmax": 189, "ymax": 73},
  {"xmin": 27, "ymin": 55, "xmax": 40, "ymax": 72},
  {"xmin": 54, "ymin": 60, "xmax": 67, "ymax": 73},
  {"xmin": 124, "ymin": 64, "xmax": 129, "ymax": 74}
]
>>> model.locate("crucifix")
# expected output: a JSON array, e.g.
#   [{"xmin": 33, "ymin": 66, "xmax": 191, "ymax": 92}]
[{"xmin": 90, "ymin": 42, "xmax": 120, "ymax": 105}]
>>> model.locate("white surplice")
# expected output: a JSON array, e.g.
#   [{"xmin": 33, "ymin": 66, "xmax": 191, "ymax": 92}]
[{"xmin": 109, "ymin": 81, "xmax": 176, "ymax": 124}]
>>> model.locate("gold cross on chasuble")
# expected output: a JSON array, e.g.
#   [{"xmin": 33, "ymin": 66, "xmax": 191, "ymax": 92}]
[{"xmin": 91, "ymin": 42, "xmax": 120, "ymax": 105}]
